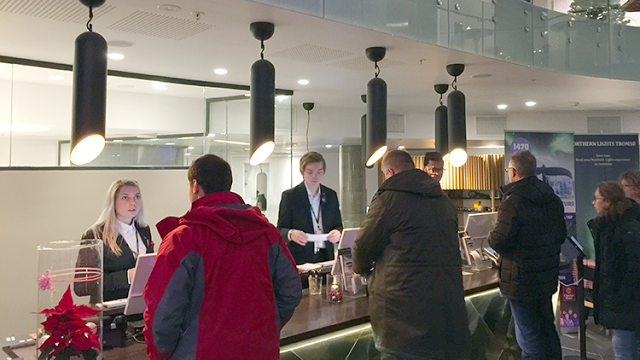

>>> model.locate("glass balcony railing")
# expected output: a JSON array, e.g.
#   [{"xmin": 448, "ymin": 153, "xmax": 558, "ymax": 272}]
[{"xmin": 252, "ymin": 0, "xmax": 640, "ymax": 81}]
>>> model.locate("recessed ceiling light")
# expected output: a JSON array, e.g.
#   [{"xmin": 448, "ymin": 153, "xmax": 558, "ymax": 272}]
[
  {"xmin": 108, "ymin": 53, "xmax": 124, "ymax": 60},
  {"xmin": 398, "ymin": 146, "xmax": 406, "ymax": 150},
  {"xmin": 166, "ymin": 142, "xmax": 176, "ymax": 145},
  {"xmin": 207, "ymin": 133, "xmax": 215, "ymax": 137},
  {"xmin": 214, "ymin": 68, "xmax": 227, "ymax": 75},
  {"xmin": 244, "ymin": 93, "xmax": 251, "ymax": 97},
  {"xmin": 220, "ymin": 132, "xmax": 226, "ymax": 135},
  {"xmin": 108, "ymin": 40, "xmax": 134, "ymax": 48},
  {"xmin": 185, "ymin": 152, "xmax": 191, "ymax": 155},
  {"xmin": 298, "ymin": 79, "xmax": 309, "ymax": 85},
  {"xmin": 471, "ymin": 73, "xmax": 492, "ymax": 79},
  {"xmin": 188, "ymin": 146, "xmax": 194, "ymax": 150},
  {"xmin": 152, "ymin": 82, "xmax": 167, "ymax": 90},
  {"xmin": 525, "ymin": 101, "xmax": 536, "ymax": 107},
  {"xmin": 149, "ymin": 138, "xmax": 160, "ymax": 141},
  {"xmin": 158, "ymin": 4, "xmax": 181, "ymax": 11},
  {"xmin": 497, "ymin": 104, "xmax": 508, "ymax": 110},
  {"xmin": 112, "ymin": 139, "xmax": 123, "ymax": 142},
  {"xmin": 48, "ymin": 75, "xmax": 64, "ymax": 80},
  {"xmin": 325, "ymin": 144, "xmax": 332, "ymax": 148}
]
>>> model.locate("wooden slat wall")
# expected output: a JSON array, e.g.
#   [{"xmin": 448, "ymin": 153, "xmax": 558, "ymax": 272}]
[{"xmin": 413, "ymin": 154, "xmax": 504, "ymax": 190}]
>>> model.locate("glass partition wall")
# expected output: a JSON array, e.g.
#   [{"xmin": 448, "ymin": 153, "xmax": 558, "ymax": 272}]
[{"xmin": 0, "ymin": 60, "xmax": 293, "ymax": 222}]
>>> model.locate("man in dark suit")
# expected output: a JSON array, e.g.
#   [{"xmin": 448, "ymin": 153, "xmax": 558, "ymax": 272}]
[{"xmin": 277, "ymin": 152, "xmax": 343, "ymax": 264}]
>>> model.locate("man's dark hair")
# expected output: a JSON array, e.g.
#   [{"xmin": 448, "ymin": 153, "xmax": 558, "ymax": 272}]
[
  {"xmin": 382, "ymin": 150, "xmax": 415, "ymax": 173},
  {"xmin": 511, "ymin": 151, "xmax": 536, "ymax": 177},
  {"xmin": 188, "ymin": 154, "xmax": 233, "ymax": 194},
  {"xmin": 424, "ymin": 151, "xmax": 444, "ymax": 166},
  {"xmin": 424, "ymin": 151, "xmax": 444, "ymax": 168}
]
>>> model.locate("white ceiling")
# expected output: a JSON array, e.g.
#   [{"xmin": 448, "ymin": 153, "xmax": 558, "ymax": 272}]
[{"xmin": 1, "ymin": 0, "xmax": 640, "ymax": 120}]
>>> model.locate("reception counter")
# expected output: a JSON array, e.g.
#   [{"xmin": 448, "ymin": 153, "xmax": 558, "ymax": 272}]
[
  {"xmin": 280, "ymin": 268, "xmax": 510, "ymax": 360},
  {"xmin": 9, "ymin": 269, "xmax": 506, "ymax": 360}
]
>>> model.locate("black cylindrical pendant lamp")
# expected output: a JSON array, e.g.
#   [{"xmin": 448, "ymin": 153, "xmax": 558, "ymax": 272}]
[
  {"xmin": 447, "ymin": 89, "xmax": 467, "ymax": 167},
  {"xmin": 249, "ymin": 22, "xmax": 276, "ymax": 166},
  {"xmin": 70, "ymin": 0, "xmax": 107, "ymax": 165},
  {"xmin": 250, "ymin": 59, "xmax": 275, "ymax": 165},
  {"xmin": 365, "ymin": 47, "xmax": 388, "ymax": 168},
  {"xmin": 434, "ymin": 83, "xmax": 449, "ymax": 155},
  {"xmin": 360, "ymin": 114, "xmax": 367, "ymax": 166},
  {"xmin": 366, "ymin": 77, "xmax": 387, "ymax": 168},
  {"xmin": 435, "ymin": 104, "xmax": 448, "ymax": 155}
]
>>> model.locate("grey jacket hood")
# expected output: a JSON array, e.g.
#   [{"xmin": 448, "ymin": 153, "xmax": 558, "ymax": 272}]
[{"xmin": 380, "ymin": 168, "xmax": 443, "ymax": 198}]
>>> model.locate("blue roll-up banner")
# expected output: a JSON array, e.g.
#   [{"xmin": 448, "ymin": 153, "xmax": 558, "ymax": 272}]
[
  {"xmin": 505, "ymin": 131, "xmax": 576, "ymax": 236},
  {"xmin": 574, "ymin": 134, "xmax": 639, "ymax": 258}
]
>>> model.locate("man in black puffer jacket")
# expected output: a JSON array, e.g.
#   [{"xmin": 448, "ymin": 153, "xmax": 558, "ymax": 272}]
[
  {"xmin": 353, "ymin": 150, "xmax": 470, "ymax": 360},
  {"xmin": 488, "ymin": 150, "xmax": 566, "ymax": 360}
]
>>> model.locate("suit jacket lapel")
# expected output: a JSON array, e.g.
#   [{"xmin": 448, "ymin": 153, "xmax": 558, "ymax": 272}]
[{"xmin": 298, "ymin": 182, "xmax": 314, "ymax": 232}]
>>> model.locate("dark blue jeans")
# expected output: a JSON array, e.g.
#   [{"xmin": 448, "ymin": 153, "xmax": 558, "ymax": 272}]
[
  {"xmin": 612, "ymin": 329, "xmax": 640, "ymax": 360},
  {"xmin": 509, "ymin": 296, "xmax": 562, "ymax": 360}
]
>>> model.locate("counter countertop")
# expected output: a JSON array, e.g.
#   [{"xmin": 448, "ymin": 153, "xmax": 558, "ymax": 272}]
[
  {"xmin": 9, "ymin": 268, "xmax": 499, "ymax": 359},
  {"xmin": 280, "ymin": 267, "xmax": 499, "ymax": 345}
]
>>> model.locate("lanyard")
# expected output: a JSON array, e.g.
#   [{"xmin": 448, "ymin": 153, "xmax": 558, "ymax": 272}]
[
  {"xmin": 132, "ymin": 230, "xmax": 140, "ymax": 259},
  {"xmin": 310, "ymin": 204, "xmax": 322, "ymax": 233}
]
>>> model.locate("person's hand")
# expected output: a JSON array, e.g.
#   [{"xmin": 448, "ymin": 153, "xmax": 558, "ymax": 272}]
[
  {"xmin": 327, "ymin": 229, "xmax": 341, "ymax": 243},
  {"xmin": 127, "ymin": 268, "xmax": 135, "ymax": 282},
  {"xmin": 290, "ymin": 230, "xmax": 308, "ymax": 246}
]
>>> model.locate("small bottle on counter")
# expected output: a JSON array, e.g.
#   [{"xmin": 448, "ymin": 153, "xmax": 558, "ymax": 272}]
[{"xmin": 308, "ymin": 270, "xmax": 321, "ymax": 296}]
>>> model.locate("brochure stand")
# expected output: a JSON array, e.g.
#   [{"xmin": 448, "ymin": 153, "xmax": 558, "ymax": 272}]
[{"xmin": 331, "ymin": 248, "xmax": 366, "ymax": 298}]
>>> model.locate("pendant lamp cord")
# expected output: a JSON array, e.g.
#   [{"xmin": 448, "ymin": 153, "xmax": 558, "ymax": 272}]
[
  {"xmin": 86, "ymin": 5, "xmax": 94, "ymax": 32},
  {"xmin": 451, "ymin": 76, "xmax": 458, "ymax": 91},
  {"xmin": 374, "ymin": 61, "xmax": 380, "ymax": 78},
  {"xmin": 306, "ymin": 109, "xmax": 311, "ymax": 152},
  {"xmin": 260, "ymin": 39, "xmax": 265, "ymax": 60}
]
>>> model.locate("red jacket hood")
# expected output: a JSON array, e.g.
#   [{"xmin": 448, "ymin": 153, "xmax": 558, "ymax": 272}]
[{"xmin": 156, "ymin": 192, "xmax": 273, "ymax": 246}]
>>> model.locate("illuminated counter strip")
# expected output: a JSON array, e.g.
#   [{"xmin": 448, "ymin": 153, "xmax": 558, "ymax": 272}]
[{"xmin": 280, "ymin": 268, "xmax": 507, "ymax": 359}]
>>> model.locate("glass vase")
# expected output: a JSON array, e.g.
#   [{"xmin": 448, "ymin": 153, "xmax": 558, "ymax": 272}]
[{"xmin": 37, "ymin": 240, "xmax": 103, "ymax": 359}]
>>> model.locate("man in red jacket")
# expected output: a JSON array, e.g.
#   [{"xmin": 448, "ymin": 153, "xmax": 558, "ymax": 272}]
[{"xmin": 143, "ymin": 154, "xmax": 301, "ymax": 360}]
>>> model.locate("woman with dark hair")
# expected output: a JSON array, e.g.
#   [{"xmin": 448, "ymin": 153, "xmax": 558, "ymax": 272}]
[
  {"xmin": 588, "ymin": 181, "xmax": 640, "ymax": 360},
  {"xmin": 619, "ymin": 171, "xmax": 640, "ymax": 204}
]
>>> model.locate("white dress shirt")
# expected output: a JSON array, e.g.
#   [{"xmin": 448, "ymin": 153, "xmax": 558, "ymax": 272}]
[
  {"xmin": 116, "ymin": 220, "xmax": 146, "ymax": 257},
  {"xmin": 305, "ymin": 183, "xmax": 325, "ymax": 249}
]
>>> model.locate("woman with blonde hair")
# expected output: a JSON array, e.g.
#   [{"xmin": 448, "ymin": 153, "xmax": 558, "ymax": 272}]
[
  {"xmin": 588, "ymin": 181, "xmax": 640, "ymax": 360},
  {"xmin": 79, "ymin": 179, "xmax": 154, "ymax": 301}
]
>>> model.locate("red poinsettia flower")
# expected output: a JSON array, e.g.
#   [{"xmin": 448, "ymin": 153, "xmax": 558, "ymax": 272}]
[{"xmin": 37, "ymin": 285, "xmax": 101, "ymax": 360}]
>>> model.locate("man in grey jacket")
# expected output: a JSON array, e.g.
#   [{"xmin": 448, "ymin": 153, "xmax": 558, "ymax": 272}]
[{"xmin": 352, "ymin": 150, "xmax": 470, "ymax": 360}]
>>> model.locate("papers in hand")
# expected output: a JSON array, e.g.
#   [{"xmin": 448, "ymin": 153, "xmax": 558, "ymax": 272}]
[
  {"xmin": 296, "ymin": 260, "xmax": 335, "ymax": 273},
  {"xmin": 307, "ymin": 234, "xmax": 329, "ymax": 243}
]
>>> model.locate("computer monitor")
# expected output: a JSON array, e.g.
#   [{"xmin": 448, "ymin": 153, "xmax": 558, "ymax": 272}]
[
  {"xmin": 331, "ymin": 228, "xmax": 359, "ymax": 275},
  {"xmin": 464, "ymin": 212, "xmax": 498, "ymax": 250},
  {"xmin": 124, "ymin": 253, "xmax": 156, "ymax": 316}
]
